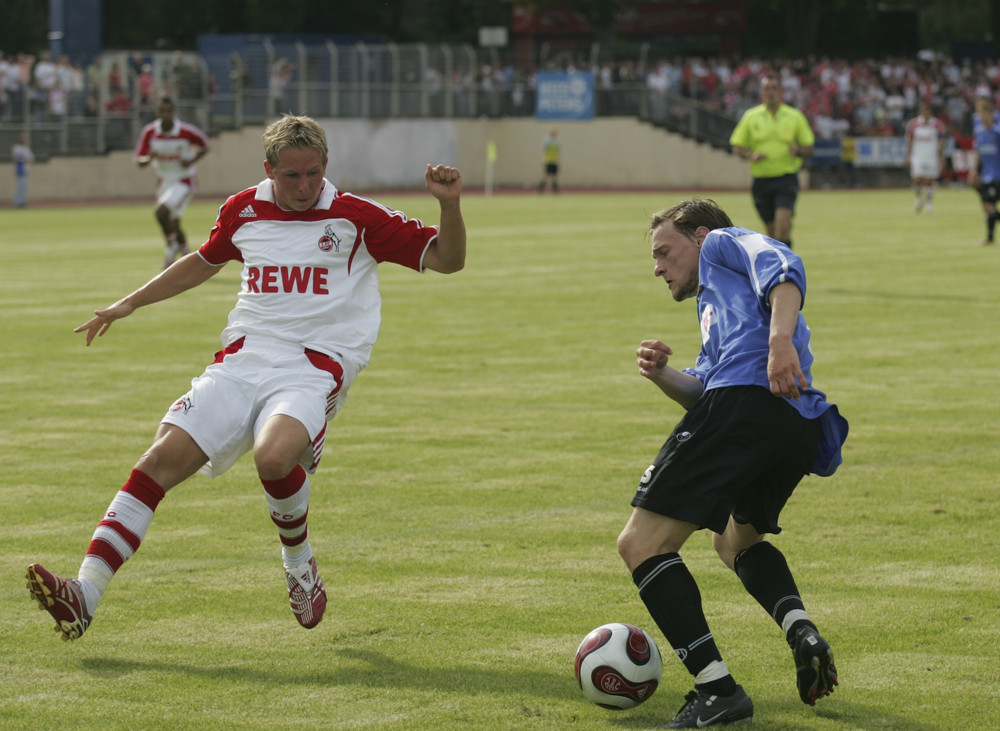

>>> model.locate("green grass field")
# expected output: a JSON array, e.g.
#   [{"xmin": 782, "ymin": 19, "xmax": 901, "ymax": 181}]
[{"xmin": 1, "ymin": 186, "xmax": 999, "ymax": 730}]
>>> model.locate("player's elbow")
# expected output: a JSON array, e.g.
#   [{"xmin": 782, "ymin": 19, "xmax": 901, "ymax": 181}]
[{"xmin": 437, "ymin": 254, "xmax": 465, "ymax": 274}]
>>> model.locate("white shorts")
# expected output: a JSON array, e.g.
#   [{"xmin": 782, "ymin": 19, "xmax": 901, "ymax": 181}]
[
  {"xmin": 156, "ymin": 178, "xmax": 196, "ymax": 217},
  {"xmin": 160, "ymin": 335, "xmax": 358, "ymax": 478},
  {"xmin": 909, "ymin": 156, "xmax": 940, "ymax": 180}
]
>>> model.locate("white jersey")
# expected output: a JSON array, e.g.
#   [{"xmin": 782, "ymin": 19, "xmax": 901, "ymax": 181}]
[
  {"xmin": 198, "ymin": 178, "xmax": 438, "ymax": 373},
  {"xmin": 133, "ymin": 117, "xmax": 211, "ymax": 184},
  {"xmin": 905, "ymin": 115, "xmax": 945, "ymax": 164}
]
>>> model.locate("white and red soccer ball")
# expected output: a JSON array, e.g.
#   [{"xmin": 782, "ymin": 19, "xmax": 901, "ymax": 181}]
[{"xmin": 574, "ymin": 622, "xmax": 663, "ymax": 709}]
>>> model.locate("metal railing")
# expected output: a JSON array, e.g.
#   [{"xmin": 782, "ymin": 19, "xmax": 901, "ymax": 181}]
[{"xmin": 0, "ymin": 41, "xmax": 737, "ymax": 163}]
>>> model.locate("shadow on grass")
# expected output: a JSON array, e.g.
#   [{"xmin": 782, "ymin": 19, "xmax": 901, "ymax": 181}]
[
  {"xmin": 78, "ymin": 652, "xmax": 940, "ymax": 730},
  {"xmin": 777, "ymin": 700, "xmax": 944, "ymax": 731},
  {"xmin": 81, "ymin": 648, "xmax": 573, "ymax": 700}
]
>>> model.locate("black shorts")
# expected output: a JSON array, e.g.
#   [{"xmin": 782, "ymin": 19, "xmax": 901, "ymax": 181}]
[
  {"xmin": 977, "ymin": 182, "xmax": 1000, "ymax": 205},
  {"xmin": 631, "ymin": 386, "xmax": 821, "ymax": 535},
  {"xmin": 751, "ymin": 173, "xmax": 800, "ymax": 224},
  {"xmin": 544, "ymin": 162, "xmax": 559, "ymax": 175}
]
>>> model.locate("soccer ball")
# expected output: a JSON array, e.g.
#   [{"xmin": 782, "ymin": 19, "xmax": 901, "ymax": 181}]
[{"xmin": 574, "ymin": 622, "xmax": 662, "ymax": 709}]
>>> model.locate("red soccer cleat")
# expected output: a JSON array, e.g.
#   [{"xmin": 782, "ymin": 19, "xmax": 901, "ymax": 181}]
[
  {"xmin": 285, "ymin": 556, "xmax": 326, "ymax": 629},
  {"xmin": 26, "ymin": 563, "xmax": 93, "ymax": 641}
]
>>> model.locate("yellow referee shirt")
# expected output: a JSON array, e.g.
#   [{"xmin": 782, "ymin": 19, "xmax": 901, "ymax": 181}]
[{"xmin": 729, "ymin": 103, "xmax": 815, "ymax": 178}]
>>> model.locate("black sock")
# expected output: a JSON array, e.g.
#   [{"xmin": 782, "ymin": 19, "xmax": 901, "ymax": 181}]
[
  {"xmin": 987, "ymin": 211, "xmax": 999, "ymax": 241},
  {"xmin": 734, "ymin": 541, "xmax": 815, "ymax": 647},
  {"xmin": 632, "ymin": 553, "xmax": 737, "ymax": 695}
]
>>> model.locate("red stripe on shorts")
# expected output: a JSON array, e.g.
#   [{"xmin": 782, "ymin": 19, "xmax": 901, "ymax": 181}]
[{"xmin": 212, "ymin": 336, "xmax": 246, "ymax": 364}]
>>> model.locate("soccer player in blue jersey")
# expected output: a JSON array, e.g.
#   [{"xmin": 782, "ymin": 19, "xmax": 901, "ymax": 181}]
[
  {"xmin": 617, "ymin": 199, "xmax": 848, "ymax": 728},
  {"xmin": 968, "ymin": 96, "xmax": 1000, "ymax": 245}
]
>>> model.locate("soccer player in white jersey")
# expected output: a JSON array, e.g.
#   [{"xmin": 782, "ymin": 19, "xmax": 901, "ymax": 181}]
[
  {"xmin": 27, "ymin": 115, "xmax": 466, "ymax": 641},
  {"xmin": 620, "ymin": 199, "xmax": 847, "ymax": 728},
  {"xmin": 134, "ymin": 97, "xmax": 211, "ymax": 268},
  {"xmin": 904, "ymin": 100, "xmax": 946, "ymax": 213}
]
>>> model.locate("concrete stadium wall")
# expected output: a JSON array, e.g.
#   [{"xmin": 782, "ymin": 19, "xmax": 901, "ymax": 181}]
[{"xmin": 0, "ymin": 118, "xmax": 748, "ymax": 206}]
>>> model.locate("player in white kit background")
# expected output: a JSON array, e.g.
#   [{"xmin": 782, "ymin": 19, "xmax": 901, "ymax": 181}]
[
  {"xmin": 134, "ymin": 96, "xmax": 212, "ymax": 268},
  {"xmin": 27, "ymin": 114, "xmax": 467, "ymax": 640},
  {"xmin": 904, "ymin": 100, "xmax": 946, "ymax": 214}
]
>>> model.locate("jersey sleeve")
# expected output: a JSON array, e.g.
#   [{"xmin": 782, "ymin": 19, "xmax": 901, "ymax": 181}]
[
  {"xmin": 728, "ymin": 110, "xmax": 752, "ymax": 147},
  {"xmin": 344, "ymin": 194, "xmax": 438, "ymax": 271},
  {"xmin": 181, "ymin": 124, "xmax": 211, "ymax": 151},
  {"xmin": 133, "ymin": 126, "xmax": 152, "ymax": 159},
  {"xmin": 707, "ymin": 229, "xmax": 807, "ymax": 308},
  {"xmin": 682, "ymin": 352, "xmax": 711, "ymax": 385},
  {"xmin": 198, "ymin": 195, "xmax": 244, "ymax": 265},
  {"xmin": 796, "ymin": 110, "xmax": 815, "ymax": 146}
]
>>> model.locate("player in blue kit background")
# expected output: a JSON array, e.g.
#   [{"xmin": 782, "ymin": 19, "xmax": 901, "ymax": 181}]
[
  {"xmin": 617, "ymin": 198, "xmax": 848, "ymax": 728},
  {"xmin": 968, "ymin": 96, "xmax": 1000, "ymax": 246},
  {"xmin": 26, "ymin": 115, "xmax": 466, "ymax": 641}
]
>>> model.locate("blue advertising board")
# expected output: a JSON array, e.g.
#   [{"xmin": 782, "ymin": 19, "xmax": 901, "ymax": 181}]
[{"xmin": 535, "ymin": 71, "xmax": 595, "ymax": 121}]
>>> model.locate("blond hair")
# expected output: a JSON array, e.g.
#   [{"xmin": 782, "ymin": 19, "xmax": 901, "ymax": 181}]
[{"xmin": 262, "ymin": 115, "xmax": 328, "ymax": 167}]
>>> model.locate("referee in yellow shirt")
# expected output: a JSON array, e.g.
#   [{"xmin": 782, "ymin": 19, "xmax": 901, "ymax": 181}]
[{"xmin": 729, "ymin": 77, "xmax": 814, "ymax": 248}]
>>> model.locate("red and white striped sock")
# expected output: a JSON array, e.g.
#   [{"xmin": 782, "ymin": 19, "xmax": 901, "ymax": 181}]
[
  {"xmin": 78, "ymin": 469, "xmax": 165, "ymax": 610},
  {"xmin": 261, "ymin": 465, "xmax": 313, "ymax": 571}
]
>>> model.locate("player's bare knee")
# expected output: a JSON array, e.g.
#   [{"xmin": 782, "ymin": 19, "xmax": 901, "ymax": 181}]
[
  {"xmin": 618, "ymin": 527, "xmax": 678, "ymax": 572},
  {"xmin": 253, "ymin": 449, "xmax": 298, "ymax": 482},
  {"xmin": 714, "ymin": 545, "xmax": 739, "ymax": 572},
  {"xmin": 616, "ymin": 529, "xmax": 635, "ymax": 566}
]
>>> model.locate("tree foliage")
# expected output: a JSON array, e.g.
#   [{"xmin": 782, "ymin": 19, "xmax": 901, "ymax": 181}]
[{"xmin": 1, "ymin": 0, "xmax": 995, "ymax": 59}]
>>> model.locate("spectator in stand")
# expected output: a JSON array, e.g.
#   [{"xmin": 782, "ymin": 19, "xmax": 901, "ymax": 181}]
[
  {"xmin": 269, "ymin": 58, "xmax": 294, "ymax": 115},
  {"xmin": 884, "ymin": 83, "xmax": 907, "ymax": 133},
  {"xmin": 105, "ymin": 88, "xmax": 131, "ymax": 116},
  {"xmin": 904, "ymin": 99, "xmax": 947, "ymax": 213},
  {"xmin": 47, "ymin": 79, "xmax": 68, "ymax": 118},
  {"xmin": 729, "ymin": 76, "xmax": 814, "ymax": 247},
  {"xmin": 32, "ymin": 51, "xmax": 57, "ymax": 120},
  {"xmin": 107, "ymin": 61, "xmax": 124, "ymax": 95},
  {"xmin": 137, "ymin": 63, "xmax": 157, "ymax": 107},
  {"xmin": 0, "ymin": 53, "xmax": 15, "ymax": 119}
]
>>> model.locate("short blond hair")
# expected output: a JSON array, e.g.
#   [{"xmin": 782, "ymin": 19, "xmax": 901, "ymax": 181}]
[{"xmin": 262, "ymin": 115, "xmax": 328, "ymax": 167}]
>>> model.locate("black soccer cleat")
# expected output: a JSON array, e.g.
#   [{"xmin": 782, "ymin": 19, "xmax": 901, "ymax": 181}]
[
  {"xmin": 659, "ymin": 685, "xmax": 753, "ymax": 728},
  {"xmin": 793, "ymin": 625, "xmax": 838, "ymax": 705}
]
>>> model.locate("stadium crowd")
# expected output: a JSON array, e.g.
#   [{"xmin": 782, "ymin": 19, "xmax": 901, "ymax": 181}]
[
  {"xmin": 0, "ymin": 50, "xmax": 208, "ymax": 122},
  {"xmin": 4, "ymin": 43, "xmax": 1000, "ymax": 141},
  {"xmin": 620, "ymin": 51, "xmax": 1000, "ymax": 139}
]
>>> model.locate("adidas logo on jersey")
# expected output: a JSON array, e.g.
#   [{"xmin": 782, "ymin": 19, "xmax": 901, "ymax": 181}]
[{"xmin": 238, "ymin": 205, "xmax": 257, "ymax": 218}]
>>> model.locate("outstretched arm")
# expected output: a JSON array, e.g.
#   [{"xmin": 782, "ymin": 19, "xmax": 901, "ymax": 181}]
[
  {"xmin": 636, "ymin": 339, "xmax": 705, "ymax": 409},
  {"xmin": 75, "ymin": 253, "xmax": 222, "ymax": 345},
  {"xmin": 422, "ymin": 164, "xmax": 466, "ymax": 274}
]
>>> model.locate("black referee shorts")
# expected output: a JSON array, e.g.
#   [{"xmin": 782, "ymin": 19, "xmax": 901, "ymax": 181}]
[
  {"xmin": 751, "ymin": 173, "xmax": 800, "ymax": 224},
  {"xmin": 631, "ymin": 385, "xmax": 821, "ymax": 535}
]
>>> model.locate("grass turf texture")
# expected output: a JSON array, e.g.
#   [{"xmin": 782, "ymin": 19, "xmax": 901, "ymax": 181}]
[{"xmin": 1, "ymin": 187, "xmax": 999, "ymax": 729}]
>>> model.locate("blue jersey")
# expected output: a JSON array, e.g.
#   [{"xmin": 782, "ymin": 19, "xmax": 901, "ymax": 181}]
[
  {"xmin": 973, "ymin": 114, "xmax": 1000, "ymax": 184},
  {"xmin": 683, "ymin": 227, "xmax": 848, "ymax": 475}
]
